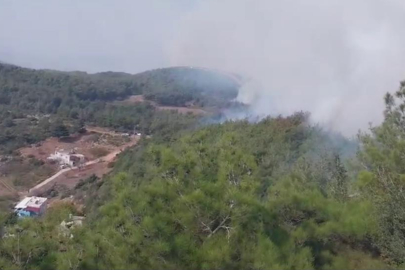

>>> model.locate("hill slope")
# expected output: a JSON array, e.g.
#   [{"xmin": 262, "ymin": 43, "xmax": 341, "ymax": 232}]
[
  {"xmin": 0, "ymin": 112, "xmax": 391, "ymax": 269},
  {"xmin": 0, "ymin": 64, "xmax": 239, "ymax": 153},
  {"xmin": 1, "ymin": 61, "xmax": 405, "ymax": 269},
  {"xmin": 0, "ymin": 64, "xmax": 239, "ymax": 112}
]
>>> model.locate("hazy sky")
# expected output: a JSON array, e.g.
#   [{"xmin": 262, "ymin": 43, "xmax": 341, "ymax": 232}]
[
  {"xmin": 1, "ymin": 0, "xmax": 405, "ymax": 135},
  {"xmin": 0, "ymin": 0, "xmax": 191, "ymax": 72}
]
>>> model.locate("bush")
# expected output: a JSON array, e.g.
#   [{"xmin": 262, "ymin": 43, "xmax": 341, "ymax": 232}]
[
  {"xmin": 107, "ymin": 161, "xmax": 115, "ymax": 168},
  {"xmin": 89, "ymin": 147, "xmax": 109, "ymax": 158},
  {"xmin": 29, "ymin": 157, "xmax": 44, "ymax": 167},
  {"xmin": 75, "ymin": 174, "xmax": 99, "ymax": 190}
]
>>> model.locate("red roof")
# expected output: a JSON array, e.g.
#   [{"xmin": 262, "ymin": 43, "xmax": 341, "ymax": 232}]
[{"xmin": 26, "ymin": 206, "xmax": 41, "ymax": 213}]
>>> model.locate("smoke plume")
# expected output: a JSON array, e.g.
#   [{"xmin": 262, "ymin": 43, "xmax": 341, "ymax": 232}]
[
  {"xmin": 2, "ymin": 0, "xmax": 405, "ymax": 135},
  {"xmin": 167, "ymin": 0, "xmax": 405, "ymax": 135}
]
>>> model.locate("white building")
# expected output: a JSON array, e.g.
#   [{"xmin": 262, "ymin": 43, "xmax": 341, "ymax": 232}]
[
  {"xmin": 15, "ymin": 196, "xmax": 48, "ymax": 217},
  {"xmin": 48, "ymin": 149, "xmax": 85, "ymax": 167}
]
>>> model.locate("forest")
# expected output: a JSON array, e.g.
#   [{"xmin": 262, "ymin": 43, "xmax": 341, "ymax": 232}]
[
  {"xmin": 0, "ymin": 63, "xmax": 238, "ymax": 153},
  {"xmin": 1, "ymin": 62, "xmax": 405, "ymax": 269}
]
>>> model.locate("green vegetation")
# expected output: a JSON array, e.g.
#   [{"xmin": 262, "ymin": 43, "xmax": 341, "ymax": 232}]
[
  {"xmin": 2, "ymin": 62, "xmax": 405, "ymax": 269},
  {"xmin": 137, "ymin": 67, "xmax": 239, "ymax": 107},
  {"xmin": 356, "ymin": 84, "xmax": 405, "ymax": 264},
  {"xmin": 0, "ymin": 63, "xmax": 239, "ymax": 153},
  {"xmin": 82, "ymin": 113, "xmax": 377, "ymax": 270},
  {"xmin": 51, "ymin": 124, "xmax": 70, "ymax": 138},
  {"xmin": 0, "ymin": 156, "xmax": 54, "ymax": 189},
  {"xmin": 0, "ymin": 106, "xmax": 397, "ymax": 269}
]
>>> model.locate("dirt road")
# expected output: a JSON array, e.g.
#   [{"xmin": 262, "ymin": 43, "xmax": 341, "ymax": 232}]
[{"xmin": 29, "ymin": 136, "xmax": 139, "ymax": 193}]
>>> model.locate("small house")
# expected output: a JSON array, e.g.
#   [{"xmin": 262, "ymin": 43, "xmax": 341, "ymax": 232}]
[
  {"xmin": 14, "ymin": 196, "xmax": 48, "ymax": 218},
  {"xmin": 48, "ymin": 149, "xmax": 85, "ymax": 167}
]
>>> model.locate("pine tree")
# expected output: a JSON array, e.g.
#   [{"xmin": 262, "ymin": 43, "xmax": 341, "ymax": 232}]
[{"xmin": 52, "ymin": 123, "xmax": 70, "ymax": 138}]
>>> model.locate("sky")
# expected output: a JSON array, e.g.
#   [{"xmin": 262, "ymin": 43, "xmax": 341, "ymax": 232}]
[
  {"xmin": 0, "ymin": 0, "xmax": 191, "ymax": 72},
  {"xmin": 1, "ymin": 0, "xmax": 405, "ymax": 135}
]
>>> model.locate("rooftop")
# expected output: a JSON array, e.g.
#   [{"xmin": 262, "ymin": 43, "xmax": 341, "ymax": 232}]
[
  {"xmin": 56, "ymin": 149, "xmax": 72, "ymax": 155},
  {"xmin": 15, "ymin": 196, "xmax": 48, "ymax": 209}
]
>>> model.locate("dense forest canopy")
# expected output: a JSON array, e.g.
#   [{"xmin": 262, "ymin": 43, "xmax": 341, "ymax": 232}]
[
  {"xmin": 0, "ymin": 63, "xmax": 239, "ymax": 153},
  {"xmin": 1, "ymin": 62, "xmax": 405, "ymax": 269},
  {"xmin": 0, "ymin": 63, "xmax": 239, "ymax": 112},
  {"xmin": 0, "ymin": 110, "xmax": 391, "ymax": 270},
  {"xmin": 135, "ymin": 67, "xmax": 239, "ymax": 106}
]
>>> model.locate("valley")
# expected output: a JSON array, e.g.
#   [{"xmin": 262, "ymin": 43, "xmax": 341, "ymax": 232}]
[{"xmin": 0, "ymin": 63, "xmax": 239, "ymax": 212}]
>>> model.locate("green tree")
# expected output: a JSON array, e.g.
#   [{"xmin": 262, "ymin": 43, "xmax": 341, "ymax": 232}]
[
  {"xmin": 357, "ymin": 82, "xmax": 405, "ymax": 263},
  {"xmin": 52, "ymin": 123, "xmax": 70, "ymax": 138}
]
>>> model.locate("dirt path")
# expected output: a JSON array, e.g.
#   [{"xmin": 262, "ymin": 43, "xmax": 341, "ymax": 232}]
[
  {"xmin": 30, "ymin": 160, "xmax": 98, "ymax": 192},
  {"xmin": 85, "ymin": 126, "xmax": 124, "ymax": 137},
  {"xmin": 29, "ymin": 136, "xmax": 139, "ymax": 193},
  {"xmin": 0, "ymin": 179, "xmax": 17, "ymax": 194}
]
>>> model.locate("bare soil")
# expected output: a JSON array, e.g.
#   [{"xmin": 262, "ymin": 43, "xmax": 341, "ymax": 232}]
[
  {"xmin": 19, "ymin": 132, "xmax": 114, "ymax": 162},
  {"xmin": 122, "ymin": 95, "xmax": 145, "ymax": 103},
  {"xmin": 31, "ymin": 162, "xmax": 110, "ymax": 193},
  {"xmin": 0, "ymin": 128, "xmax": 138, "ymax": 202},
  {"xmin": 29, "ymin": 135, "xmax": 139, "ymax": 196}
]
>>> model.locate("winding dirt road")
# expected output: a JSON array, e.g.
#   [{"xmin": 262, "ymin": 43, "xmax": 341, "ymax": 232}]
[{"xmin": 29, "ymin": 136, "xmax": 139, "ymax": 193}]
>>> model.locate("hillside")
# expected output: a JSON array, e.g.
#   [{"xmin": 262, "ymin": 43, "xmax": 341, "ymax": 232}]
[
  {"xmin": 0, "ymin": 64, "xmax": 239, "ymax": 153},
  {"xmin": 133, "ymin": 67, "xmax": 239, "ymax": 107},
  {"xmin": 0, "ymin": 109, "xmax": 396, "ymax": 270},
  {"xmin": 0, "ymin": 64, "xmax": 238, "ymax": 112},
  {"xmin": 3, "ymin": 62, "xmax": 405, "ymax": 269}
]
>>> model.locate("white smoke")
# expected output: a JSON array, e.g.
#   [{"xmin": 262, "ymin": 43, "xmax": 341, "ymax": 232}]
[
  {"xmin": 2, "ymin": 0, "xmax": 405, "ymax": 135},
  {"xmin": 167, "ymin": 0, "xmax": 405, "ymax": 135}
]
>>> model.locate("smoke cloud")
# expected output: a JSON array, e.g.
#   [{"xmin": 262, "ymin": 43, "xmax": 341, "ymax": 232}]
[
  {"xmin": 2, "ymin": 0, "xmax": 405, "ymax": 135},
  {"xmin": 167, "ymin": 0, "xmax": 405, "ymax": 135}
]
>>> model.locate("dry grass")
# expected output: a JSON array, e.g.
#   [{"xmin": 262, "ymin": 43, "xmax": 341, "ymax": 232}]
[
  {"xmin": 0, "ymin": 158, "xmax": 56, "ymax": 191},
  {"xmin": 89, "ymin": 147, "xmax": 110, "ymax": 158}
]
